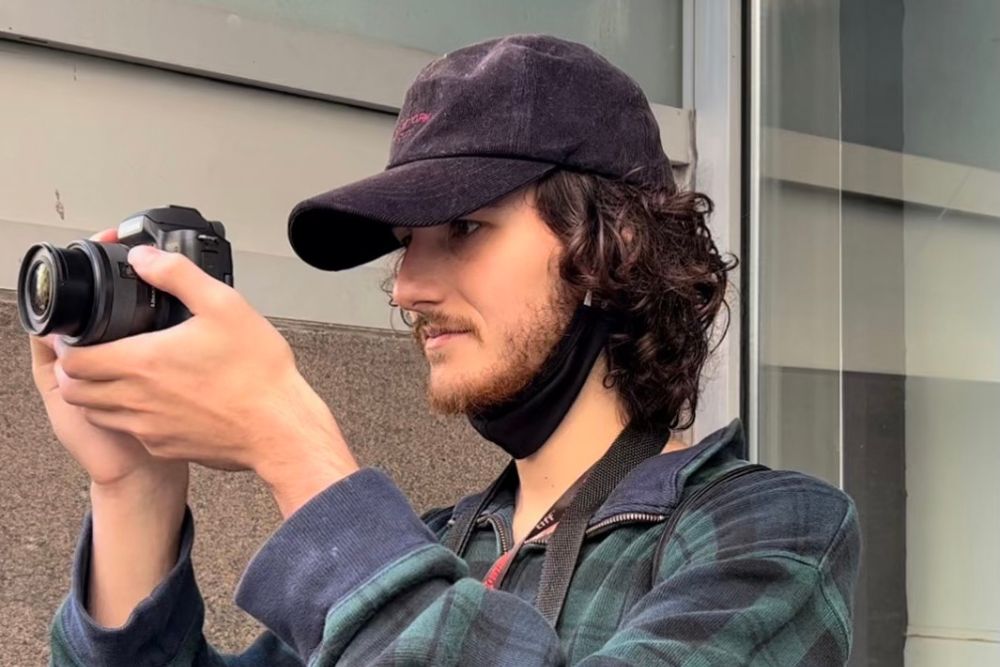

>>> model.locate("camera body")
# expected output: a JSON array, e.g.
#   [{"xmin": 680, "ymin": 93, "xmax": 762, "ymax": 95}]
[
  {"xmin": 113, "ymin": 204, "xmax": 235, "ymax": 329},
  {"xmin": 115, "ymin": 204, "xmax": 234, "ymax": 314},
  {"xmin": 17, "ymin": 205, "xmax": 234, "ymax": 346}
]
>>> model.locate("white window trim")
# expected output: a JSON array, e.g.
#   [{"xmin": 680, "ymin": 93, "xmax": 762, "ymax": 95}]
[{"xmin": 686, "ymin": 0, "xmax": 744, "ymax": 446}]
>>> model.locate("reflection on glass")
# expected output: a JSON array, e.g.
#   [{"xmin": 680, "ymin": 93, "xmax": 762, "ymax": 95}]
[
  {"xmin": 753, "ymin": 1, "xmax": 1000, "ymax": 664},
  {"xmin": 756, "ymin": 0, "xmax": 843, "ymax": 486}
]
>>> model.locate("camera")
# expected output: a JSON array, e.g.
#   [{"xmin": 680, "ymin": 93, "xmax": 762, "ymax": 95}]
[{"xmin": 17, "ymin": 205, "xmax": 234, "ymax": 346}]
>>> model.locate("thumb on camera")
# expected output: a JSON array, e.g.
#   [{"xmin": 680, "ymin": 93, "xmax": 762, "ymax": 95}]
[
  {"xmin": 127, "ymin": 245, "xmax": 162, "ymax": 267},
  {"xmin": 127, "ymin": 245, "xmax": 221, "ymax": 315}
]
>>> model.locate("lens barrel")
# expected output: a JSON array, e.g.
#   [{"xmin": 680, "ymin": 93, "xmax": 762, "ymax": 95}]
[
  {"xmin": 18, "ymin": 243, "xmax": 96, "ymax": 338},
  {"xmin": 16, "ymin": 241, "xmax": 166, "ymax": 345}
]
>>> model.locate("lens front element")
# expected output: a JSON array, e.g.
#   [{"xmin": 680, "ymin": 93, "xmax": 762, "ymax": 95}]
[{"xmin": 27, "ymin": 260, "xmax": 53, "ymax": 317}]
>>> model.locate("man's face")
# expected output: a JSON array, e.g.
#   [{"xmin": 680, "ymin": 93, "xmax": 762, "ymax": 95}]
[{"xmin": 391, "ymin": 186, "xmax": 575, "ymax": 414}]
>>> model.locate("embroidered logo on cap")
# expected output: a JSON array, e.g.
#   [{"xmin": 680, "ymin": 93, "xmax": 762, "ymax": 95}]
[{"xmin": 393, "ymin": 112, "xmax": 433, "ymax": 143}]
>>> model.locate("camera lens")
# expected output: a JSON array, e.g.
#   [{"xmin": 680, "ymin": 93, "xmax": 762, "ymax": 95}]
[
  {"xmin": 17, "ymin": 244, "xmax": 96, "ymax": 338},
  {"xmin": 17, "ymin": 240, "xmax": 168, "ymax": 345},
  {"xmin": 27, "ymin": 259, "xmax": 54, "ymax": 317}
]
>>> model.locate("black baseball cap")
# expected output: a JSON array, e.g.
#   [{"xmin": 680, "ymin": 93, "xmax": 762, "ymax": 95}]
[{"xmin": 288, "ymin": 33, "xmax": 673, "ymax": 271}]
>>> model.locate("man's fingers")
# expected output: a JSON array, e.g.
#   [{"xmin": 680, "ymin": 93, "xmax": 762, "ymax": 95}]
[
  {"xmin": 28, "ymin": 335, "xmax": 58, "ymax": 391},
  {"xmin": 127, "ymin": 246, "xmax": 236, "ymax": 317},
  {"xmin": 79, "ymin": 405, "xmax": 134, "ymax": 435},
  {"xmin": 29, "ymin": 334, "xmax": 56, "ymax": 361},
  {"xmin": 89, "ymin": 228, "xmax": 119, "ymax": 243},
  {"xmin": 54, "ymin": 361, "xmax": 129, "ymax": 411},
  {"xmin": 55, "ymin": 336, "xmax": 146, "ymax": 382}
]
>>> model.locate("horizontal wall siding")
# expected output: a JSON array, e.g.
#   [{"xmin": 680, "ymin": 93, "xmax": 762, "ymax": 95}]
[{"xmin": 0, "ymin": 40, "xmax": 397, "ymax": 328}]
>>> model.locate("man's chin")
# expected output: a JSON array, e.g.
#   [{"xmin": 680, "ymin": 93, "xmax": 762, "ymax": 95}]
[
  {"xmin": 425, "ymin": 374, "xmax": 479, "ymax": 415},
  {"xmin": 426, "ymin": 394, "xmax": 468, "ymax": 416},
  {"xmin": 425, "ymin": 366, "xmax": 534, "ymax": 416}
]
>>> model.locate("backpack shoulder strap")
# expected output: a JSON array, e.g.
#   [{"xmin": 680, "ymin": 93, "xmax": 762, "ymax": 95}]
[{"xmin": 650, "ymin": 463, "xmax": 770, "ymax": 588}]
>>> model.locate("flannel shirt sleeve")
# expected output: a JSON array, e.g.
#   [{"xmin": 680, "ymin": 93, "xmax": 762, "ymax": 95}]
[{"xmin": 49, "ymin": 507, "xmax": 304, "ymax": 666}]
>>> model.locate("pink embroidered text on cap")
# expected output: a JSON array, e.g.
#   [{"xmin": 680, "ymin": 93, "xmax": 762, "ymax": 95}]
[{"xmin": 393, "ymin": 112, "xmax": 434, "ymax": 143}]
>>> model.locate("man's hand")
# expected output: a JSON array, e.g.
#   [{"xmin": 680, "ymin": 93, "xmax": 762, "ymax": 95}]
[
  {"xmin": 53, "ymin": 244, "xmax": 360, "ymax": 516},
  {"xmin": 29, "ymin": 228, "xmax": 189, "ymax": 492}
]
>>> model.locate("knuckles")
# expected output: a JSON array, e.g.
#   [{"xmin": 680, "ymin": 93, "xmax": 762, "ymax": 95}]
[
  {"xmin": 57, "ymin": 353, "xmax": 81, "ymax": 379},
  {"xmin": 130, "ymin": 421, "xmax": 156, "ymax": 444},
  {"xmin": 79, "ymin": 406, "xmax": 102, "ymax": 428},
  {"xmin": 58, "ymin": 380, "xmax": 82, "ymax": 406}
]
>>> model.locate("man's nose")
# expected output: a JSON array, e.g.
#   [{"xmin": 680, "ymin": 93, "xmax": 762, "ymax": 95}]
[{"xmin": 390, "ymin": 232, "xmax": 447, "ymax": 311}]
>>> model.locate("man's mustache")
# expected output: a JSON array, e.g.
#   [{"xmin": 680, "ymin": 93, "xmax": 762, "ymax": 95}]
[{"xmin": 410, "ymin": 311, "xmax": 479, "ymax": 346}]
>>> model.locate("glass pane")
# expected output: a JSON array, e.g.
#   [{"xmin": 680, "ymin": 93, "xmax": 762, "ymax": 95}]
[
  {"xmin": 756, "ymin": 0, "xmax": 843, "ymax": 486},
  {"xmin": 753, "ymin": 1, "xmax": 1000, "ymax": 665},
  {"xmin": 190, "ymin": 0, "xmax": 684, "ymax": 106},
  {"xmin": 898, "ymin": 3, "xmax": 1000, "ymax": 664}
]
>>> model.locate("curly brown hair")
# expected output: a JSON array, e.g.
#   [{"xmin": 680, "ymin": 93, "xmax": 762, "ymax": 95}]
[
  {"xmin": 383, "ymin": 169, "xmax": 737, "ymax": 433},
  {"xmin": 531, "ymin": 170, "xmax": 738, "ymax": 432}
]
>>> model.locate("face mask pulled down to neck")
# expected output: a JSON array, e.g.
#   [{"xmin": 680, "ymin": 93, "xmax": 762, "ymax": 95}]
[{"xmin": 468, "ymin": 296, "xmax": 616, "ymax": 459}]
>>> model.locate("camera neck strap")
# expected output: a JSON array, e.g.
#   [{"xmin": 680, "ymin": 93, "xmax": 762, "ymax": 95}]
[
  {"xmin": 444, "ymin": 422, "xmax": 668, "ymax": 627},
  {"xmin": 480, "ymin": 458, "xmax": 597, "ymax": 593}
]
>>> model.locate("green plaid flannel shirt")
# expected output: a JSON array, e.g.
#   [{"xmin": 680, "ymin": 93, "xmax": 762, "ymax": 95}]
[{"xmin": 51, "ymin": 420, "xmax": 860, "ymax": 665}]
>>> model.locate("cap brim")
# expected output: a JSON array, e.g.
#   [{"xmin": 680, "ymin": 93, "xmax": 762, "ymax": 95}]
[{"xmin": 288, "ymin": 156, "xmax": 557, "ymax": 271}]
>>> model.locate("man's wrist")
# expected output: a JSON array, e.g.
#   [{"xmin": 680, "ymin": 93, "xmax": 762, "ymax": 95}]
[
  {"xmin": 256, "ymin": 370, "xmax": 361, "ymax": 518},
  {"xmin": 90, "ymin": 461, "xmax": 190, "ymax": 503},
  {"xmin": 261, "ymin": 453, "xmax": 360, "ymax": 519},
  {"xmin": 87, "ymin": 465, "xmax": 190, "ymax": 628}
]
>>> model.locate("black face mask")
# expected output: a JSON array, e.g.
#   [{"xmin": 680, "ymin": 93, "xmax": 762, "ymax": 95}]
[{"xmin": 467, "ymin": 302, "xmax": 616, "ymax": 459}]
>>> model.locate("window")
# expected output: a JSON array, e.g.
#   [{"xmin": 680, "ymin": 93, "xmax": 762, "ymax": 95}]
[{"xmin": 748, "ymin": 1, "xmax": 1000, "ymax": 663}]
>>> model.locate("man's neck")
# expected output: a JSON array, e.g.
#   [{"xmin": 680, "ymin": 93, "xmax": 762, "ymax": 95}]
[{"xmin": 510, "ymin": 357, "xmax": 684, "ymax": 542}]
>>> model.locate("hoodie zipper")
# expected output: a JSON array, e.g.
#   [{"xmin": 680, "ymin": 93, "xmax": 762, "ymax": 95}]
[
  {"xmin": 477, "ymin": 511, "xmax": 666, "ymax": 551},
  {"xmin": 480, "ymin": 514, "xmax": 514, "ymax": 554},
  {"xmin": 576, "ymin": 512, "xmax": 668, "ymax": 541},
  {"xmin": 525, "ymin": 512, "xmax": 667, "ymax": 545}
]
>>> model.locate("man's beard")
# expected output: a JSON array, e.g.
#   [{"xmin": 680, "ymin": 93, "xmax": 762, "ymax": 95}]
[{"xmin": 411, "ymin": 284, "xmax": 577, "ymax": 415}]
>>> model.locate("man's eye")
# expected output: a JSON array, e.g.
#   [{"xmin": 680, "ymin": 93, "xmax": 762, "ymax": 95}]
[{"xmin": 450, "ymin": 219, "xmax": 482, "ymax": 239}]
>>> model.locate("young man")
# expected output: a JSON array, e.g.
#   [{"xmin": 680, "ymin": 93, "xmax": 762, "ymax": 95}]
[{"xmin": 35, "ymin": 35, "xmax": 859, "ymax": 665}]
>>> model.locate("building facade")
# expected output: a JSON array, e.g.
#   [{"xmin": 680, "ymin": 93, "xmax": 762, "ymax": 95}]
[{"xmin": 1, "ymin": 1, "xmax": 996, "ymax": 664}]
